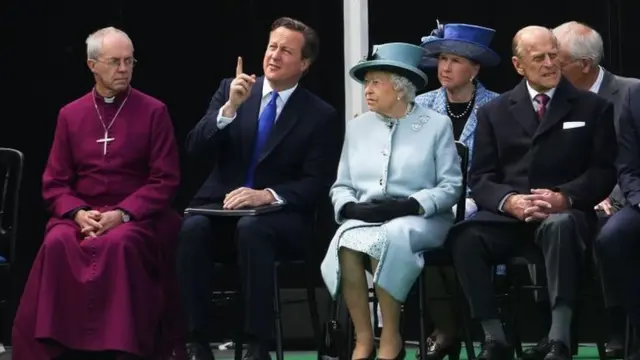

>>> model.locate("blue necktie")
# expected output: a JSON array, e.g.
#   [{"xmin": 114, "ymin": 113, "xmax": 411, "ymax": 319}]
[{"xmin": 244, "ymin": 91, "xmax": 279, "ymax": 187}]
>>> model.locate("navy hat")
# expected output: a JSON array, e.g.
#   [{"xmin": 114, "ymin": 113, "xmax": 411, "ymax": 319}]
[
  {"xmin": 419, "ymin": 21, "xmax": 500, "ymax": 68},
  {"xmin": 350, "ymin": 42, "xmax": 428, "ymax": 90}
]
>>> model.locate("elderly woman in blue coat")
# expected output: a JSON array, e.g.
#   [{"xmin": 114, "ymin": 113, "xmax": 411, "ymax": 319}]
[
  {"xmin": 320, "ymin": 42, "xmax": 463, "ymax": 360},
  {"xmin": 414, "ymin": 22, "xmax": 501, "ymax": 360}
]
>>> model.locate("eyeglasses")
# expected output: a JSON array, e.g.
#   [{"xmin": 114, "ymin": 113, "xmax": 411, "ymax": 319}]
[{"xmin": 95, "ymin": 57, "xmax": 137, "ymax": 68}]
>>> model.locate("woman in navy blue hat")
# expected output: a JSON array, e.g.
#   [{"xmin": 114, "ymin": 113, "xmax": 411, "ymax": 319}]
[
  {"xmin": 321, "ymin": 42, "xmax": 463, "ymax": 360},
  {"xmin": 414, "ymin": 21, "xmax": 501, "ymax": 360}
]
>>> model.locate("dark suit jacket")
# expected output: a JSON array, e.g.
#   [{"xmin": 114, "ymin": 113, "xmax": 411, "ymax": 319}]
[
  {"xmin": 468, "ymin": 78, "xmax": 617, "ymax": 223},
  {"xmin": 598, "ymin": 70, "xmax": 640, "ymax": 210},
  {"xmin": 617, "ymin": 83, "xmax": 640, "ymax": 207},
  {"xmin": 185, "ymin": 76, "xmax": 344, "ymax": 213}
]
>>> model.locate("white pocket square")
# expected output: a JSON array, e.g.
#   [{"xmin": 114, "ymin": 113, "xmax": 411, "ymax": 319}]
[{"xmin": 563, "ymin": 121, "xmax": 585, "ymax": 129}]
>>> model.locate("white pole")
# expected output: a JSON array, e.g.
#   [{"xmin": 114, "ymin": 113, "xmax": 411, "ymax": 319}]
[
  {"xmin": 343, "ymin": 0, "xmax": 369, "ymax": 122},
  {"xmin": 343, "ymin": 0, "xmax": 381, "ymax": 328}
]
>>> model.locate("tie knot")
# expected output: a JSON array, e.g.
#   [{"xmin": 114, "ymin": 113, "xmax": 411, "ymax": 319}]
[
  {"xmin": 269, "ymin": 91, "xmax": 279, "ymax": 102},
  {"xmin": 535, "ymin": 93, "xmax": 550, "ymax": 106}
]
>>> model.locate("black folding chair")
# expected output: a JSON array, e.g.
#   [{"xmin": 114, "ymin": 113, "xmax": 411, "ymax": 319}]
[
  {"xmin": 184, "ymin": 207, "xmax": 321, "ymax": 360},
  {"xmin": 416, "ymin": 141, "xmax": 475, "ymax": 360},
  {"xmin": 500, "ymin": 242, "xmax": 608, "ymax": 360},
  {"xmin": 0, "ymin": 148, "xmax": 24, "ymax": 341}
]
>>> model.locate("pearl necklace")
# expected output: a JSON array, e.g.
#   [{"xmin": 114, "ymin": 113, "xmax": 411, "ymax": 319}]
[{"xmin": 446, "ymin": 86, "xmax": 476, "ymax": 119}]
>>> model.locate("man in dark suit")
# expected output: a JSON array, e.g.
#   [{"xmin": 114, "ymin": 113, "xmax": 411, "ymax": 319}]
[
  {"xmin": 177, "ymin": 17, "xmax": 344, "ymax": 360},
  {"xmin": 596, "ymin": 83, "xmax": 640, "ymax": 360},
  {"xmin": 529, "ymin": 21, "xmax": 640, "ymax": 358},
  {"xmin": 448, "ymin": 26, "xmax": 617, "ymax": 360}
]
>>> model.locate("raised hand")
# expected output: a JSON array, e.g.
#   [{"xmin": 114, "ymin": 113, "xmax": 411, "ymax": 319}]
[{"xmin": 228, "ymin": 56, "xmax": 257, "ymax": 109}]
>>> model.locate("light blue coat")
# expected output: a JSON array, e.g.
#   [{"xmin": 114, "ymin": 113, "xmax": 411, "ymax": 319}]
[{"xmin": 320, "ymin": 105, "xmax": 463, "ymax": 302}]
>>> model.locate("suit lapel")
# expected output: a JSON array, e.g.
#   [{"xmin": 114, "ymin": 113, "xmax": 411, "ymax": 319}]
[
  {"xmin": 241, "ymin": 77, "xmax": 264, "ymax": 163},
  {"xmin": 509, "ymin": 80, "xmax": 539, "ymax": 137},
  {"xmin": 257, "ymin": 86, "xmax": 303, "ymax": 163},
  {"xmin": 534, "ymin": 78, "xmax": 577, "ymax": 140}
]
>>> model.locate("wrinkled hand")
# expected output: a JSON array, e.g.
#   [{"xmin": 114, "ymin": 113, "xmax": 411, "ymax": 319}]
[
  {"xmin": 522, "ymin": 188, "xmax": 569, "ymax": 222},
  {"xmin": 94, "ymin": 210, "xmax": 124, "ymax": 237},
  {"xmin": 503, "ymin": 194, "xmax": 534, "ymax": 221},
  {"xmin": 595, "ymin": 198, "xmax": 613, "ymax": 216},
  {"xmin": 74, "ymin": 210, "xmax": 103, "ymax": 239},
  {"xmin": 223, "ymin": 187, "xmax": 274, "ymax": 209},
  {"xmin": 228, "ymin": 57, "xmax": 257, "ymax": 109}
]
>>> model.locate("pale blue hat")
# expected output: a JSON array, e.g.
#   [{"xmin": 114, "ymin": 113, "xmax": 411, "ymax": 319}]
[{"xmin": 349, "ymin": 42, "xmax": 429, "ymax": 90}]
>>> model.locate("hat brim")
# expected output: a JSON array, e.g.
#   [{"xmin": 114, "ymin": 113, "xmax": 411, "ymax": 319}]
[
  {"xmin": 349, "ymin": 60, "xmax": 428, "ymax": 90},
  {"xmin": 420, "ymin": 38, "xmax": 500, "ymax": 67}
]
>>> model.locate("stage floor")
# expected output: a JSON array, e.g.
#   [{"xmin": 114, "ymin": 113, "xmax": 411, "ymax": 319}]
[{"xmin": 0, "ymin": 343, "xmax": 606, "ymax": 359}]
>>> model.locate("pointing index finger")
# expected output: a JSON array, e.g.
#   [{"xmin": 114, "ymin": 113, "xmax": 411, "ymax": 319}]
[{"xmin": 236, "ymin": 56, "xmax": 243, "ymax": 77}]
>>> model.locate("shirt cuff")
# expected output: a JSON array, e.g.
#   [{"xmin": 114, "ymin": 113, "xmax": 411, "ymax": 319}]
[
  {"xmin": 265, "ymin": 188, "xmax": 285, "ymax": 205},
  {"xmin": 217, "ymin": 109, "xmax": 236, "ymax": 129},
  {"xmin": 498, "ymin": 193, "xmax": 515, "ymax": 212}
]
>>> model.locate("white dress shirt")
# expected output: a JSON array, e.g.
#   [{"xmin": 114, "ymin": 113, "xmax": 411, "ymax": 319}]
[
  {"xmin": 215, "ymin": 79, "xmax": 299, "ymax": 204},
  {"xmin": 588, "ymin": 66, "xmax": 605, "ymax": 94}
]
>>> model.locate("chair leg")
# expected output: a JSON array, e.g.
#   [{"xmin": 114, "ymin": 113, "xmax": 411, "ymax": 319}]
[
  {"xmin": 453, "ymin": 275, "xmax": 476, "ymax": 360},
  {"xmin": 273, "ymin": 267, "xmax": 284, "ymax": 360},
  {"xmin": 418, "ymin": 273, "xmax": 428, "ymax": 360},
  {"xmin": 505, "ymin": 265, "xmax": 523, "ymax": 358},
  {"xmin": 305, "ymin": 274, "xmax": 322, "ymax": 349},
  {"xmin": 234, "ymin": 292, "xmax": 245, "ymax": 360},
  {"xmin": 625, "ymin": 317, "xmax": 632, "ymax": 358}
]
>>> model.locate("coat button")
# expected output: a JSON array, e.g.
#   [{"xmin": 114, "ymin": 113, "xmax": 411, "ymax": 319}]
[{"xmin": 379, "ymin": 179, "xmax": 383, "ymax": 185}]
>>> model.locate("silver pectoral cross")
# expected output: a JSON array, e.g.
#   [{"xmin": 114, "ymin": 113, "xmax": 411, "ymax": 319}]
[{"xmin": 96, "ymin": 131, "xmax": 115, "ymax": 155}]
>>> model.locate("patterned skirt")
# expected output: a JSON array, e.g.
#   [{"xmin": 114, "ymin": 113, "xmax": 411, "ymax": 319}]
[{"xmin": 338, "ymin": 225, "xmax": 388, "ymax": 261}]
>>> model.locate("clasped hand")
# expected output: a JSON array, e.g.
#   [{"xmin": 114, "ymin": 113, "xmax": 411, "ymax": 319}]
[
  {"xmin": 505, "ymin": 189, "xmax": 569, "ymax": 222},
  {"xmin": 73, "ymin": 209, "xmax": 123, "ymax": 239}
]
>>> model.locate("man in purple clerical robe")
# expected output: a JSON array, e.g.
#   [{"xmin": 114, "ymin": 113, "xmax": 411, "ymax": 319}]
[{"xmin": 12, "ymin": 27, "xmax": 185, "ymax": 360}]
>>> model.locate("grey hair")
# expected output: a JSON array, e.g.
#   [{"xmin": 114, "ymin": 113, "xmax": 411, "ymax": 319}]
[
  {"xmin": 86, "ymin": 27, "xmax": 134, "ymax": 60},
  {"xmin": 390, "ymin": 74, "xmax": 417, "ymax": 102},
  {"xmin": 552, "ymin": 21, "xmax": 604, "ymax": 65}
]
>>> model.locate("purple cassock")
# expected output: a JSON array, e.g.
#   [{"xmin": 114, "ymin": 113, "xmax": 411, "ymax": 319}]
[{"xmin": 12, "ymin": 88, "xmax": 187, "ymax": 359}]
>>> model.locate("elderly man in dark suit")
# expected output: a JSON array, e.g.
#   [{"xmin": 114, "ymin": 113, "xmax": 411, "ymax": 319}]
[
  {"xmin": 519, "ymin": 21, "xmax": 640, "ymax": 359},
  {"xmin": 448, "ymin": 26, "xmax": 617, "ymax": 360},
  {"xmin": 596, "ymin": 83, "xmax": 640, "ymax": 360},
  {"xmin": 177, "ymin": 17, "xmax": 344, "ymax": 360}
]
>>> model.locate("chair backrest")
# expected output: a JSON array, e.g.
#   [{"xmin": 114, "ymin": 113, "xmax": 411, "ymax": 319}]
[
  {"xmin": 0, "ymin": 148, "xmax": 24, "ymax": 265},
  {"xmin": 454, "ymin": 141, "xmax": 469, "ymax": 223}
]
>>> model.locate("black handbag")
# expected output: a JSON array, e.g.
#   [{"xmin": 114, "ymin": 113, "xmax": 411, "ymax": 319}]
[{"xmin": 318, "ymin": 300, "xmax": 346, "ymax": 360}]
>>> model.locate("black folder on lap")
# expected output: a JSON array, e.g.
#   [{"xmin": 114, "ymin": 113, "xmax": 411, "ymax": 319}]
[{"xmin": 184, "ymin": 202, "xmax": 284, "ymax": 217}]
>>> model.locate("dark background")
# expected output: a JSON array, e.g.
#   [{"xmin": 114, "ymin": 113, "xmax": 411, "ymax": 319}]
[{"xmin": 0, "ymin": 0, "xmax": 638, "ymax": 348}]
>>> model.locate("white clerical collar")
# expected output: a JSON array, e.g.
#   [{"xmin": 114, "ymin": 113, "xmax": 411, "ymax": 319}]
[
  {"xmin": 262, "ymin": 80, "xmax": 297, "ymax": 103},
  {"xmin": 526, "ymin": 80, "xmax": 556, "ymax": 101},
  {"xmin": 104, "ymin": 96, "xmax": 115, "ymax": 103}
]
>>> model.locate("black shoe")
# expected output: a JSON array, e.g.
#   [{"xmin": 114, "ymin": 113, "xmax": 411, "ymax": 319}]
[
  {"xmin": 477, "ymin": 339, "xmax": 513, "ymax": 360},
  {"xmin": 243, "ymin": 342, "xmax": 271, "ymax": 360},
  {"xmin": 415, "ymin": 336, "xmax": 461, "ymax": 360},
  {"xmin": 523, "ymin": 337, "xmax": 578, "ymax": 360},
  {"xmin": 523, "ymin": 338, "xmax": 551, "ymax": 360},
  {"xmin": 606, "ymin": 335, "xmax": 625, "ymax": 358},
  {"xmin": 543, "ymin": 340, "xmax": 571, "ymax": 360},
  {"xmin": 186, "ymin": 342, "xmax": 215, "ymax": 360},
  {"xmin": 377, "ymin": 347, "xmax": 406, "ymax": 360}
]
